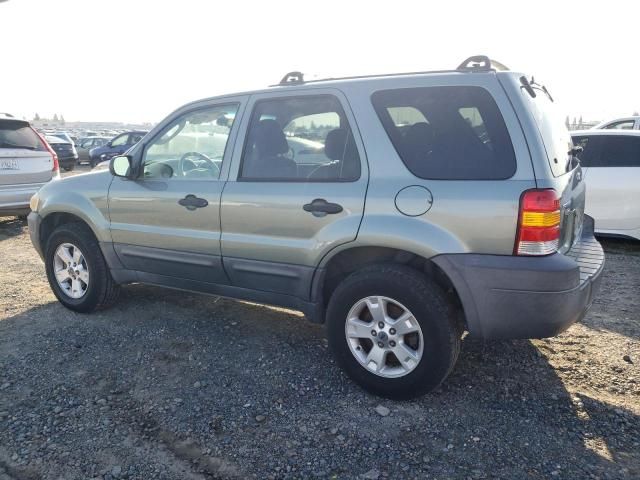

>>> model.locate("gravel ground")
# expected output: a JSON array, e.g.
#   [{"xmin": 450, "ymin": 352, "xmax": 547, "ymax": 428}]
[{"xmin": 0, "ymin": 167, "xmax": 638, "ymax": 479}]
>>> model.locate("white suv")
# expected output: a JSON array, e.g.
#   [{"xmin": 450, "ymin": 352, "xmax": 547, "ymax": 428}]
[
  {"xmin": 0, "ymin": 114, "xmax": 59, "ymax": 217},
  {"xmin": 572, "ymin": 129, "xmax": 640, "ymax": 240},
  {"xmin": 593, "ymin": 116, "xmax": 640, "ymax": 130}
]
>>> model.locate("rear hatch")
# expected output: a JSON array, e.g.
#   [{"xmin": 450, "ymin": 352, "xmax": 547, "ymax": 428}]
[
  {"xmin": 46, "ymin": 136, "xmax": 75, "ymax": 159},
  {"xmin": 0, "ymin": 119, "xmax": 53, "ymax": 185},
  {"xmin": 518, "ymin": 79, "xmax": 585, "ymax": 253}
]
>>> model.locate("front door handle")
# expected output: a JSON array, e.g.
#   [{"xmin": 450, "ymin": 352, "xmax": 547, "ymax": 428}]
[
  {"xmin": 178, "ymin": 194, "xmax": 208, "ymax": 210},
  {"xmin": 303, "ymin": 198, "xmax": 343, "ymax": 217}
]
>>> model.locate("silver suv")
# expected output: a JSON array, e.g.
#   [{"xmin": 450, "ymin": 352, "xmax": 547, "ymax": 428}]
[
  {"xmin": 28, "ymin": 56, "xmax": 604, "ymax": 399},
  {"xmin": 1, "ymin": 114, "xmax": 59, "ymax": 216}
]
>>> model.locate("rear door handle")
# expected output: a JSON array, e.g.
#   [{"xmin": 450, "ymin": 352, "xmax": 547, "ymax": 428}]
[
  {"xmin": 178, "ymin": 194, "xmax": 208, "ymax": 210},
  {"xmin": 303, "ymin": 198, "xmax": 343, "ymax": 217}
]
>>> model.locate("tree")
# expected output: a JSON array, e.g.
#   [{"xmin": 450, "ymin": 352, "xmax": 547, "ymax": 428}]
[
  {"xmin": 565, "ymin": 116, "xmax": 570, "ymax": 129},
  {"xmin": 53, "ymin": 113, "xmax": 59, "ymax": 123},
  {"xmin": 633, "ymin": 111, "xmax": 639, "ymax": 116},
  {"xmin": 60, "ymin": 115, "xmax": 65, "ymax": 125},
  {"xmin": 578, "ymin": 115, "xmax": 583, "ymax": 128},
  {"xmin": 34, "ymin": 113, "xmax": 40, "ymax": 121}
]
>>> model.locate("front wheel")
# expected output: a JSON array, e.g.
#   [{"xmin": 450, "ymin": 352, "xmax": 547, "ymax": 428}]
[
  {"xmin": 326, "ymin": 264, "xmax": 461, "ymax": 399},
  {"xmin": 44, "ymin": 222, "xmax": 120, "ymax": 312}
]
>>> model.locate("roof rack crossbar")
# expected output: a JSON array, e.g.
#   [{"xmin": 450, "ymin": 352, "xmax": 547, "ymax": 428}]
[
  {"xmin": 279, "ymin": 71, "xmax": 305, "ymax": 85},
  {"xmin": 457, "ymin": 55, "xmax": 509, "ymax": 72}
]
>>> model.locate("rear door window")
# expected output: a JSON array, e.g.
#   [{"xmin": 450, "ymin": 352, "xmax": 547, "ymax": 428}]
[
  {"xmin": 240, "ymin": 95, "xmax": 361, "ymax": 182},
  {"xmin": 371, "ymin": 86, "xmax": 516, "ymax": 180},
  {"xmin": 599, "ymin": 135, "xmax": 640, "ymax": 167}
]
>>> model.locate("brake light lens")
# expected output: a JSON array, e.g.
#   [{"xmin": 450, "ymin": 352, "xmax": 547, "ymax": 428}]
[
  {"xmin": 515, "ymin": 189, "xmax": 561, "ymax": 256},
  {"xmin": 33, "ymin": 128, "xmax": 60, "ymax": 177}
]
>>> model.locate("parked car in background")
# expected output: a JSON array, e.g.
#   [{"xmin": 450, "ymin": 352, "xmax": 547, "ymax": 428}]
[
  {"xmin": 593, "ymin": 116, "xmax": 640, "ymax": 130},
  {"xmin": 28, "ymin": 56, "xmax": 604, "ymax": 399},
  {"xmin": 50, "ymin": 132, "xmax": 76, "ymax": 145},
  {"xmin": 0, "ymin": 114, "xmax": 59, "ymax": 217},
  {"xmin": 89, "ymin": 130, "xmax": 147, "ymax": 166},
  {"xmin": 572, "ymin": 130, "xmax": 640, "ymax": 240},
  {"xmin": 45, "ymin": 135, "xmax": 78, "ymax": 171},
  {"xmin": 76, "ymin": 136, "xmax": 111, "ymax": 166}
]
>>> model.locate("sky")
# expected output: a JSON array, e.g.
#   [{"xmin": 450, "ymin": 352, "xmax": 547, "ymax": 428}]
[{"xmin": 1, "ymin": 0, "xmax": 639, "ymax": 124}]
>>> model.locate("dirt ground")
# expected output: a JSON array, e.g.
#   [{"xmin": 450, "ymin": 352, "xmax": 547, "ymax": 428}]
[{"xmin": 0, "ymin": 166, "xmax": 638, "ymax": 479}]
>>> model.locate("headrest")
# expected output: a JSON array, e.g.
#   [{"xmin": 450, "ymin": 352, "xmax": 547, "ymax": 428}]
[
  {"xmin": 325, "ymin": 128, "xmax": 357, "ymax": 161},
  {"xmin": 252, "ymin": 119, "xmax": 289, "ymax": 157}
]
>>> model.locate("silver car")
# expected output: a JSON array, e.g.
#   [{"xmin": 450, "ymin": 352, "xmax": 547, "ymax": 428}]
[
  {"xmin": 27, "ymin": 56, "xmax": 604, "ymax": 399},
  {"xmin": 0, "ymin": 114, "xmax": 58, "ymax": 217}
]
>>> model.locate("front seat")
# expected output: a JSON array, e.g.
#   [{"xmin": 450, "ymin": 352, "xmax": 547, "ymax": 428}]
[{"xmin": 244, "ymin": 119, "xmax": 296, "ymax": 179}]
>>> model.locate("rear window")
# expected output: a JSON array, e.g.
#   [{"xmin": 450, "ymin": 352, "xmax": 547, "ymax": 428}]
[
  {"xmin": 0, "ymin": 120, "xmax": 45, "ymax": 151},
  {"xmin": 574, "ymin": 135, "xmax": 640, "ymax": 167},
  {"xmin": 371, "ymin": 86, "xmax": 516, "ymax": 180},
  {"xmin": 520, "ymin": 86, "xmax": 573, "ymax": 176}
]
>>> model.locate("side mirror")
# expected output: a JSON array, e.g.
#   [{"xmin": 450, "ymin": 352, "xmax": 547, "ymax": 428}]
[
  {"xmin": 106, "ymin": 141, "xmax": 113, "ymax": 148},
  {"xmin": 110, "ymin": 155, "xmax": 132, "ymax": 178}
]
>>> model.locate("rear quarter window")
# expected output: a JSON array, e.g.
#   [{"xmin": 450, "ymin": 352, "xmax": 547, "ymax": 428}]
[{"xmin": 371, "ymin": 86, "xmax": 516, "ymax": 180}]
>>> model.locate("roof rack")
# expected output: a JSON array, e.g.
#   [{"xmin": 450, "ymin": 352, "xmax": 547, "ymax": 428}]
[
  {"xmin": 457, "ymin": 55, "xmax": 509, "ymax": 72},
  {"xmin": 279, "ymin": 71, "xmax": 304, "ymax": 85},
  {"xmin": 273, "ymin": 56, "xmax": 508, "ymax": 87}
]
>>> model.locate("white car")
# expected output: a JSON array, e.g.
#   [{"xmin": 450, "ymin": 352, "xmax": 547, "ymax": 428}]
[
  {"xmin": 0, "ymin": 114, "xmax": 59, "ymax": 217},
  {"xmin": 572, "ymin": 130, "xmax": 640, "ymax": 240},
  {"xmin": 592, "ymin": 116, "xmax": 640, "ymax": 130}
]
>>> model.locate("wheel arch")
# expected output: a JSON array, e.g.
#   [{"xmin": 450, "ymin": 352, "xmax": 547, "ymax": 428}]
[
  {"xmin": 316, "ymin": 245, "xmax": 467, "ymax": 330},
  {"xmin": 38, "ymin": 211, "xmax": 102, "ymax": 254}
]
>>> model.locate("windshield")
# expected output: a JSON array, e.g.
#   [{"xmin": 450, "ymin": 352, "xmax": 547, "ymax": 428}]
[{"xmin": 522, "ymin": 86, "xmax": 573, "ymax": 176}]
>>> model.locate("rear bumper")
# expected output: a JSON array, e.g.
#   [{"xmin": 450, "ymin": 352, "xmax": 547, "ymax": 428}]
[
  {"xmin": 0, "ymin": 182, "xmax": 46, "ymax": 215},
  {"xmin": 433, "ymin": 216, "xmax": 604, "ymax": 340}
]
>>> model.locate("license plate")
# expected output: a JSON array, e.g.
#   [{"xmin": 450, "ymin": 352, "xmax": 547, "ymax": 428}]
[{"xmin": 0, "ymin": 159, "xmax": 19, "ymax": 170}]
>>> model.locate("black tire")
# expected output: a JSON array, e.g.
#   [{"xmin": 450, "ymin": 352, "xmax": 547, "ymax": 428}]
[
  {"xmin": 326, "ymin": 264, "xmax": 460, "ymax": 400},
  {"xmin": 44, "ymin": 222, "xmax": 120, "ymax": 313}
]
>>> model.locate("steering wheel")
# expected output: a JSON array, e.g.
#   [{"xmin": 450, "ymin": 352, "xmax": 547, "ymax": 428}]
[{"xmin": 178, "ymin": 152, "xmax": 220, "ymax": 178}]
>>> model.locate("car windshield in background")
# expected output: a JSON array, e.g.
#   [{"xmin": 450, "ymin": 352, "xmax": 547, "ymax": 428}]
[{"xmin": 0, "ymin": 120, "xmax": 45, "ymax": 151}]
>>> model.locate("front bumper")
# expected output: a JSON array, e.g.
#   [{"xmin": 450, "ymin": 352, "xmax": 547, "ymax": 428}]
[
  {"xmin": 27, "ymin": 211, "xmax": 44, "ymax": 259},
  {"xmin": 433, "ymin": 216, "xmax": 604, "ymax": 340}
]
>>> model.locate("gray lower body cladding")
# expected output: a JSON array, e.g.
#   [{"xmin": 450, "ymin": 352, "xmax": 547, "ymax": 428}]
[{"xmin": 433, "ymin": 216, "xmax": 604, "ymax": 340}]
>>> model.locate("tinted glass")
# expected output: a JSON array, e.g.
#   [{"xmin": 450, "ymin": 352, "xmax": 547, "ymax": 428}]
[
  {"xmin": 572, "ymin": 135, "xmax": 600, "ymax": 167},
  {"xmin": 371, "ymin": 86, "xmax": 516, "ymax": 180},
  {"xmin": 520, "ymin": 85, "xmax": 573, "ymax": 176},
  {"xmin": 0, "ymin": 121, "xmax": 45, "ymax": 151},
  {"xmin": 240, "ymin": 95, "xmax": 360, "ymax": 182},
  {"xmin": 599, "ymin": 135, "xmax": 640, "ymax": 167},
  {"xmin": 143, "ymin": 104, "xmax": 239, "ymax": 180},
  {"xmin": 130, "ymin": 133, "xmax": 144, "ymax": 144}
]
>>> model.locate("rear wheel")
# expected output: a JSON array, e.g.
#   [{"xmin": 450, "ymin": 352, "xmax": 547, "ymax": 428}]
[
  {"xmin": 326, "ymin": 264, "xmax": 460, "ymax": 399},
  {"xmin": 45, "ymin": 222, "xmax": 120, "ymax": 312}
]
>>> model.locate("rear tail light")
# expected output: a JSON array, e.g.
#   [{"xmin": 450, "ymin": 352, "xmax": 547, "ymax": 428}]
[
  {"xmin": 33, "ymin": 128, "xmax": 60, "ymax": 176},
  {"xmin": 515, "ymin": 189, "xmax": 561, "ymax": 256}
]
